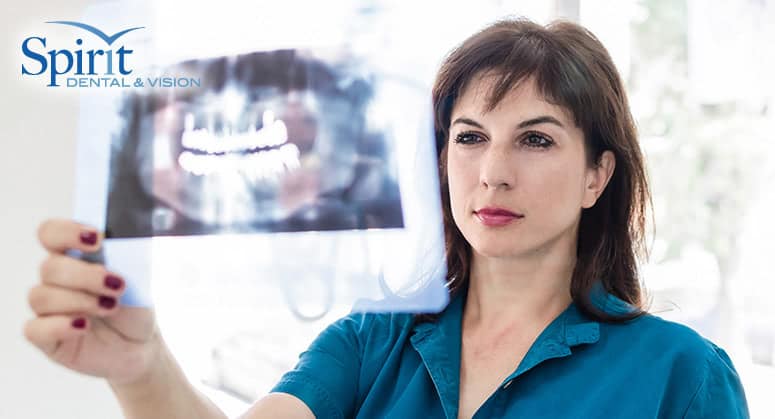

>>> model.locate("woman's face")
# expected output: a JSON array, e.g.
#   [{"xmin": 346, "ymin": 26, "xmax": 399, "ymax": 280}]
[{"xmin": 446, "ymin": 75, "xmax": 614, "ymax": 261}]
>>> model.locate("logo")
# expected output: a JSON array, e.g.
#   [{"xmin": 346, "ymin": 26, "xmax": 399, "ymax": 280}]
[{"xmin": 21, "ymin": 21, "xmax": 200, "ymax": 89}]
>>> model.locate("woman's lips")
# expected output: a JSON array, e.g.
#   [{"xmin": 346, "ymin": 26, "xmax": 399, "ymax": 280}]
[{"xmin": 474, "ymin": 208, "xmax": 524, "ymax": 227}]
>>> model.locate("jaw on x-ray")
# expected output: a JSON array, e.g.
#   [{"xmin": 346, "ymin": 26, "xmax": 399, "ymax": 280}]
[
  {"xmin": 76, "ymin": 47, "xmax": 449, "ymax": 319},
  {"xmin": 109, "ymin": 50, "xmax": 404, "ymax": 237}
]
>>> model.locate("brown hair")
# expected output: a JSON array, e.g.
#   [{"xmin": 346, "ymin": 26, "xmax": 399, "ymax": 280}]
[{"xmin": 430, "ymin": 18, "xmax": 652, "ymax": 322}]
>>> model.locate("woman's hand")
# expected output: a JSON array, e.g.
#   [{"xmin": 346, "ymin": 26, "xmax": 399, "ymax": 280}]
[
  {"xmin": 23, "ymin": 219, "xmax": 309, "ymax": 419},
  {"xmin": 24, "ymin": 219, "xmax": 160, "ymax": 386}
]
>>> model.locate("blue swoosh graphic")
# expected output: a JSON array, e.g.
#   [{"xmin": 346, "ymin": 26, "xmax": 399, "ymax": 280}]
[{"xmin": 45, "ymin": 21, "xmax": 144, "ymax": 45}]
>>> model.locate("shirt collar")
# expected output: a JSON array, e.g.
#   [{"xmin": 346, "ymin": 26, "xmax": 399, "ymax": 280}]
[
  {"xmin": 410, "ymin": 289, "xmax": 465, "ymax": 419},
  {"xmin": 411, "ymin": 281, "xmax": 623, "ymax": 349},
  {"xmin": 409, "ymin": 282, "xmax": 631, "ymax": 418},
  {"xmin": 504, "ymin": 298, "xmax": 600, "ymax": 381}
]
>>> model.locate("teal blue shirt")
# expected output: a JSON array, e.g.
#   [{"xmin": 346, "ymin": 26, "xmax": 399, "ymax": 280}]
[{"xmin": 271, "ymin": 289, "xmax": 749, "ymax": 418}]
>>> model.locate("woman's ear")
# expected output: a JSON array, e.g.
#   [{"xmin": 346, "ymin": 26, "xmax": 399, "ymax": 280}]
[{"xmin": 581, "ymin": 150, "xmax": 615, "ymax": 209}]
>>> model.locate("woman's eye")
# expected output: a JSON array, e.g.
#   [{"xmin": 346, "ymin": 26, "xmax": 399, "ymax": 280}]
[
  {"xmin": 453, "ymin": 132, "xmax": 483, "ymax": 145},
  {"xmin": 523, "ymin": 132, "xmax": 553, "ymax": 149}
]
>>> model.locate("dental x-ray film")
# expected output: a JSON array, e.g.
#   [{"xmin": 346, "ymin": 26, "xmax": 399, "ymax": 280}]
[
  {"xmin": 74, "ymin": 46, "xmax": 449, "ymax": 317},
  {"xmin": 108, "ymin": 50, "xmax": 405, "ymax": 237}
]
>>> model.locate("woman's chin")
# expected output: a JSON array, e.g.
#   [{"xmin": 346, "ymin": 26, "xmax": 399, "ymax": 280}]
[{"xmin": 470, "ymin": 242, "xmax": 527, "ymax": 260}]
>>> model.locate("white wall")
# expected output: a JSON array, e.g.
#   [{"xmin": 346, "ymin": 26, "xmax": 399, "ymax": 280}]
[{"xmin": 0, "ymin": 2, "xmax": 124, "ymax": 418}]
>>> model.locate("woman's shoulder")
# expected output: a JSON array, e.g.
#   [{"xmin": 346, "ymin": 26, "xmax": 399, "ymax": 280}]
[
  {"xmin": 588, "ymin": 286, "xmax": 733, "ymax": 370},
  {"xmin": 596, "ymin": 313, "xmax": 748, "ymax": 417},
  {"xmin": 603, "ymin": 312, "xmax": 744, "ymax": 397},
  {"xmin": 335, "ymin": 310, "xmax": 416, "ymax": 335},
  {"xmin": 603, "ymin": 312, "xmax": 732, "ymax": 368},
  {"xmin": 616, "ymin": 313, "xmax": 727, "ymax": 358},
  {"xmin": 320, "ymin": 310, "xmax": 416, "ymax": 353}
]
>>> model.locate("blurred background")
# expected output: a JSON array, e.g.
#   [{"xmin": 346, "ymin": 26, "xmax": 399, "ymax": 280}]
[{"xmin": 2, "ymin": 0, "xmax": 773, "ymax": 418}]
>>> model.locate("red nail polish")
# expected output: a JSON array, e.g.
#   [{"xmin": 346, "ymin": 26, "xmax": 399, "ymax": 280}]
[
  {"xmin": 98, "ymin": 296, "xmax": 116, "ymax": 309},
  {"xmin": 72, "ymin": 318, "xmax": 87, "ymax": 329},
  {"xmin": 79, "ymin": 231, "xmax": 97, "ymax": 246},
  {"xmin": 104, "ymin": 275, "xmax": 123, "ymax": 290}
]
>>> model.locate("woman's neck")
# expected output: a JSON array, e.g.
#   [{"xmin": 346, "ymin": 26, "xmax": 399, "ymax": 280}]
[{"xmin": 463, "ymin": 249, "xmax": 575, "ymax": 329}]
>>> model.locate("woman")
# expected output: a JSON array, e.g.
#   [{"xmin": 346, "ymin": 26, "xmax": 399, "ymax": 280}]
[{"xmin": 24, "ymin": 18, "xmax": 749, "ymax": 418}]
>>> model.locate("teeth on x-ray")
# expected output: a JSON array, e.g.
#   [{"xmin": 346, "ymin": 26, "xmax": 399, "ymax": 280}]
[
  {"xmin": 181, "ymin": 110, "xmax": 290, "ymax": 154},
  {"xmin": 106, "ymin": 48, "xmax": 407, "ymax": 236},
  {"xmin": 177, "ymin": 143, "xmax": 301, "ymax": 178}
]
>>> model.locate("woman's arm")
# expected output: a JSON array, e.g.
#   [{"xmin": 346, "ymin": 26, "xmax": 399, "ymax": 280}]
[
  {"xmin": 26, "ymin": 219, "xmax": 320, "ymax": 418},
  {"xmin": 109, "ymin": 341, "xmax": 227, "ymax": 419},
  {"xmin": 238, "ymin": 394, "xmax": 315, "ymax": 419},
  {"xmin": 110, "ymin": 340, "xmax": 318, "ymax": 419},
  {"xmin": 109, "ymin": 337, "xmax": 316, "ymax": 419}
]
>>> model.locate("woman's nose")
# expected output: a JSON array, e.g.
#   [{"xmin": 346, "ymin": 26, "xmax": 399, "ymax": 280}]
[{"xmin": 479, "ymin": 146, "xmax": 515, "ymax": 190}]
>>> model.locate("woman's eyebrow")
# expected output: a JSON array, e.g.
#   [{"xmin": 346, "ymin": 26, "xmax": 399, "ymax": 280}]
[
  {"xmin": 450, "ymin": 115, "xmax": 565, "ymax": 130},
  {"xmin": 517, "ymin": 115, "xmax": 565, "ymax": 129},
  {"xmin": 451, "ymin": 117, "xmax": 484, "ymax": 129}
]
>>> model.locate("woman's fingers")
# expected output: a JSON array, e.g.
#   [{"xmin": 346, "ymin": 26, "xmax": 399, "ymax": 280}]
[
  {"xmin": 37, "ymin": 218, "xmax": 101, "ymax": 254},
  {"xmin": 27, "ymin": 284, "xmax": 120, "ymax": 317},
  {"xmin": 23, "ymin": 315, "xmax": 89, "ymax": 356},
  {"xmin": 40, "ymin": 253, "xmax": 124, "ymax": 296}
]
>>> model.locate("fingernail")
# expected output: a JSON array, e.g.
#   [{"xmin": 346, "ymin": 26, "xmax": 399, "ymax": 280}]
[
  {"xmin": 72, "ymin": 318, "xmax": 87, "ymax": 329},
  {"xmin": 79, "ymin": 231, "xmax": 98, "ymax": 246},
  {"xmin": 104, "ymin": 275, "xmax": 124, "ymax": 290},
  {"xmin": 98, "ymin": 296, "xmax": 116, "ymax": 309}
]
